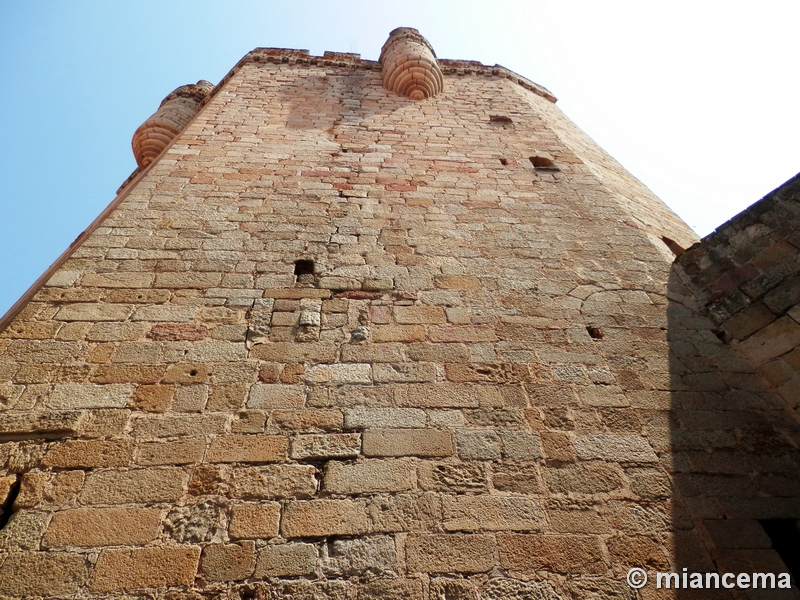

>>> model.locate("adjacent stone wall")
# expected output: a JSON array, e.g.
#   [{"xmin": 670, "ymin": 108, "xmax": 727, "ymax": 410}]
[{"xmin": 676, "ymin": 174, "xmax": 800, "ymax": 415}]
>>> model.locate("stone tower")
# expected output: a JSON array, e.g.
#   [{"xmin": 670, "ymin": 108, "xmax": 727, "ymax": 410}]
[{"xmin": 0, "ymin": 28, "xmax": 798, "ymax": 599}]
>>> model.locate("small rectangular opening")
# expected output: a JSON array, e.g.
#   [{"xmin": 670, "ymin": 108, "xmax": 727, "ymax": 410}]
[
  {"xmin": 294, "ymin": 260, "xmax": 315, "ymax": 276},
  {"xmin": 530, "ymin": 156, "xmax": 558, "ymax": 170},
  {"xmin": 759, "ymin": 520, "xmax": 800, "ymax": 584},
  {"xmin": 500, "ymin": 158, "xmax": 509, "ymax": 166}
]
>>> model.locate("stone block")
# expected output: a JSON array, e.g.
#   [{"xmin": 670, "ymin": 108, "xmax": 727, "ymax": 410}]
[
  {"xmin": 0, "ymin": 410, "xmax": 87, "ymax": 438},
  {"xmin": 573, "ymin": 434, "xmax": 658, "ymax": 463},
  {"xmin": 131, "ymin": 304, "xmax": 198, "ymax": 322},
  {"xmin": 344, "ymin": 407, "xmax": 426, "ymax": 429},
  {"xmin": 321, "ymin": 536, "xmax": 397, "ymax": 577},
  {"xmin": 255, "ymin": 543, "xmax": 318, "ymax": 577},
  {"xmin": 131, "ymin": 384, "xmax": 175, "ymax": 412},
  {"xmin": 230, "ymin": 464, "xmax": 318, "ymax": 499},
  {"xmin": 206, "ymin": 383, "xmax": 249, "ymax": 411},
  {"xmin": 42, "ymin": 439, "xmax": 134, "ymax": 469},
  {"xmin": 395, "ymin": 383, "xmax": 502, "ymax": 408},
  {"xmin": 229, "ymin": 502, "xmax": 281, "ymax": 539},
  {"xmin": 739, "ymin": 315, "xmax": 800, "ymax": 365},
  {"xmin": 324, "ymin": 458, "xmax": 416, "ymax": 494},
  {"xmin": 200, "ymin": 541, "xmax": 255, "ymax": 582},
  {"xmin": 45, "ymin": 507, "xmax": 161, "ymax": 547},
  {"xmin": 281, "ymin": 499, "xmax": 369, "ymax": 537},
  {"xmin": 605, "ymin": 535, "xmax": 670, "ymax": 569},
  {"xmin": 207, "ymin": 434, "xmax": 288, "ymax": 463},
  {"xmin": 81, "ymin": 467, "xmax": 186, "ymax": 504},
  {"xmin": 135, "ymin": 438, "xmax": 206, "ymax": 465},
  {"xmin": 290, "ymin": 433, "xmax": 361, "ymax": 459},
  {"xmin": 249, "ymin": 341, "xmax": 337, "ymax": 362},
  {"xmin": 393, "ymin": 306, "xmax": 446, "ymax": 324},
  {"xmin": 46, "ymin": 383, "xmax": 133, "ymax": 409},
  {"xmin": 703, "ymin": 519, "xmax": 772, "ymax": 549},
  {"xmin": 55, "ymin": 303, "xmax": 133, "ymax": 321},
  {"xmin": 130, "ymin": 413, "xmax": 228, "ymax": 437},
  {"xmin": 544, "ymin": 462, "xmax": 623, "ymax": 494},
  {"xmin": 360, "ymin": 579, "xmax": 425, "ymax": 600},
  {"xmin": 368, "ymin": 492, "xmax": 442, "ymax": 533},
  {"xmin": 303, "ymin": 363, "xmax": 372, "ymax": 384},
  {"xmin": 363, "ymin": 428, "xmax": 453, "ymax": 457},
  {"xmin": 0, "ymin": 551, "xmax": 88, "ymax": 596},
  {"xmin": 170, "ymin": 384, "xmax": 208, "ymax": 413},
  {"xmin": 91, "ymin": 546, "xmax": 201, "ymax": 591},
  {"xmin": 271, "ymin": 409, "xmax": 343, "ymax": 431},
  {"xmin": 456, "ymin": 429, "xmax": 501, "ymax": 460},
  {"xmin": 498, "ymin": 430, "xmax": 543, "ymax": 460},
  {"xmin": 247, "ymin": 384, "xmax": 306, "ymax": 409},
  {"xmin": 498, "ymin": 533, "xmax": 606, "ymax": 574},
  {"xmin": 405, "ymin": 533, "xmax": 495, "ymax": 573},
  {"xmin": 443, "ymin": 495, "xmax": 544, "ymax": 532},
  {"xmin": 418, "ymin": 461, "xmax": 487, "ymax": 492},
  {"xmin": 371, "ymin": 325, "xmax": 426, "ymax": 342},
  {"xmin": 373, "ymin": 362, "xmax": 438, "ymax": 383}
]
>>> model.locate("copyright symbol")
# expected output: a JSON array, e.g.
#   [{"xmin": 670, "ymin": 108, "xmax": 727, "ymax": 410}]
[{"xmin": 627, "ymin": 568, "xmax": 648, "ymax": 589}]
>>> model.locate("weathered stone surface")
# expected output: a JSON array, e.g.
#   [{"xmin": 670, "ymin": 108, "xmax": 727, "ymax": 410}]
[
  {"xmin": 135, "ymin": 438, "xmax": 206, "ymax": 466},
  {"xmin": 498, "ymin": 533, "xmax": 606, "ymax": 574},
  {"xmin": 322, "ymin": 536, "xmax": 397, "ymax": 576},
  {"xmin": 229, "ymin": 502, "xmax": 281, "ymax": 539},
  {"xmin": 46, "ymin": 383, "xmax": 133, "ymax": 409},
  {"xmin": 368, "ymin": 492, "xmax": 442, "ymax": 532},
  {"xmin": 282, "ymin": 499, "xmax": 369, "ymax": 537},
  {"xmin": 344, "ymin": 407, "xmax": 426, "ymax": 429},
  {"xmin": 456, "ymin": 429, "xmax": 502, "ymax": 460},
  {"xmin": 91, "ymin": 546, "xmax": 201, "ymax": 591},
  {"xmin": 324, "ymin": 458, "xmax": 416, "ymax": 494},
  {"xmin": 42, "ymin": 439, "xmax": 133, "ymax": 468},
  {"xmin": 0, "ymin": 551, "xmax": 88, "ymax": 596},
  {"xmin": 405, "ymin": 533, "xmax": 495, "ymax": 573},
  {"xmin": 229, "ymin": 464, "xmax": 318, "ymax": 499},
  {"xmin": 442, "ymin": 495, "xmax": 544, "ymax": 531},
  {"xmin": 81, "ymin": 467, "xmax": 187, "ymax": 504},
  {"xmin": 200, "ymin": 541, "xmax": 255, "ymax": 582},
  {"xmin": 363, "ymin": 428, "xmax": 453, "ymax": 457},
  {"xmin": 290, "ymin": 433, "xmax": 361, "ymax": 459},
  {"xmin": 573, "ymin": 434, "xmax": 658, "ymax": 463},
  {"xmin": 247, "ymin": 384, "xmax": 306, "ymax": 409},
  {"xmin": 255, "ymin": 543, "xmax": 318, "ymax": 577},
  {"xmin": 45, "ymin": 507, "xmax": 161, "ymax": 547},
  {"xmin": 164, "ymin": 501, "xmax": 220, "ymax": 543},
  {"xmin": 208, "ymin": 434, "xmax": 288, "ymax": 463},
  {"xmin": 544, "ymin": 462, "xmax": 623, "ymax": 495}
]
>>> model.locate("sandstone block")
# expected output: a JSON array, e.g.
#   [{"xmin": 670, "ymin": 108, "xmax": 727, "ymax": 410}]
[
  {"xmin": 363, "ymin": 428, "xmax": 453, "ymax": 457},
  {"xmin": 0, "ymin": 510, "xmax": 49, "ymax": 550},
  {"xmin": 492, "ymin": 463, "xmax": 544, "ymax": 494},
  {"xmin": 434, "ymin": 275, "xmax": 482, "ymax": 290},
  {"xmin": 0, "ymin": 410, "xmax": 87, "ymax": 438},
  {"xmin": 371, "ymin": 325, "xmax": 426, "ymax": 342},
  {"xmin": 81, "ymin": 467, "xmax": 186, "ymax": 504},
  {"xmin": 573, "ymin": 434, "xmax": 658, "ymax": 463},
  {"xmin": 429, "ymin": 325, "xmax": 497, "ymax": 343},
  {"xmin": 303, "ymin": 363, "xmax": 372, "ymax": 384},
  {"xmin": 208, "ymin": 435, "xmax": 288, "ymax": 463},
  {"xmin": 360, "ymin": 579, "xmax": 424, "ymax": 600},
  {"xmin": 418, "ymin": 461, "xmax": 487, "ymax": 492},
  {"xmin": 154, "ymin": 272, "xmax": 222, "ymax": 288},
  {"xmin": 324, "ymin": 458, "xmax": 416, "ymax": 494},
  {"xmin": 442, "ymin": 495, "xmax": 544, "ymax": 532},
  {"xmin": 497, "ymin": 533, "xmax": 606, "ymax": 574},
  {"xmin": 281, "ymin": 499, "xmax": 369, "ymax": 537},
  {"xmin": 739, "ymin": 315, "xmax": 800, "ymax": 365},
  {"xmin": 605, "ymin": 535, "xmax": 670, "ymax": 569},
  {"xmin": 171, "ymin": 384, "xmax": 209, "ymax": 412},
  {"xmin": 229, "ymin": 502, "xmax": 281, "ymax": 539},
  {"xmin": 42, "ymin": 439, "xmax": 134, "ymax": 469},
  {"xmin": 544, "ymin": 462, "xmax": 623, "ymax": 495},
  {"xmin": 247, "ymin": 384, "xmax": 305, "ymax": 409},
  {"xmin": 271, "ymin": 409, "xmax": 343, "ymax": 431},
  {"xmin": 344, "ymin": 407, "xmax": 426, "ymax": 429},
  {"xmin": 368, "ymin": 492, "xmax": 442, "ymax": 533},
  {"xmin": 206, "ymin": 383, "xmax": 249, "ymax": 411},
  {"xmin": 456, "ymin": 429, "xmax": 501, "ymax": 460},
  {"xmin": 373, "ymin": 362, "xmax": 438, "ymax": 383},
  {"xmin": 135, "ymin": 438, "xmax": 206, "ymax": 466},
  {"xmin": 290, "ymin": 433, "xmax": 361, "ymax": 459},
  {"xmin": 161, "ymin": 363, "xmax": 211, "ymax": 384},
  {"xmin": 91, "ymin": 546, "xmax": 201, "ymax": 591},
  {"xmin": 405, "ymin": 533, "xmax": 495, "ymax": 573},
  {"xmin": 46, "ymin": 383, "xmax": 133, "ymax": 409},
  {"xmin": 200, "ymin": 541, "xmax": 255, "ymax": 582},
  {"xmin": 393, "ymin": 306, "xmax": 446, "ymax": 324},
  {"xmin": 395, "ymin": 383, "xmax": 502, "ymax": 408},
  {"xmin": 499, "ymin": 430, "xmax": 543, "ymax": 460},
  {"xmin": 249, "ymin": 341, "xmax": 337, "ymax": 362},
  {"xmin": 130, "ymin": 413, "xmax": 228, "ymax": 437},
  {"xmin": 45, "ymin": 507, "xmax": 161, "ymax": 547},
  {"xmin": 230, "ymin": 465, "xmax": 318, "ymax": 499},
  {"xmin": 131, "ymin": 304, "xmax": 198, "ymax": 322},
  {"xmin": 55, "ymin": 303, "xmax": 133, "ymax": 321},
  {"xmin": 0, "ymin": 551, "xmax": 88, "ymax": 596},
  {"xmin": 131, "ymin": 384, "xmax": 175, "ymax": 412},
  {"xmin": 255, "ymin": 543, "xmax": 318, "ymax": 577},
  {"xmin": 321, "ymin": 536, "xmax": 396, "ymax": 577}
]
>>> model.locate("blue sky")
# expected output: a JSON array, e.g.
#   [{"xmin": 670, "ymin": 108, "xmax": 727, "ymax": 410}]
[{"xmin": 1, "ymin": 1, "xmax": 799, "ymax": 317}]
